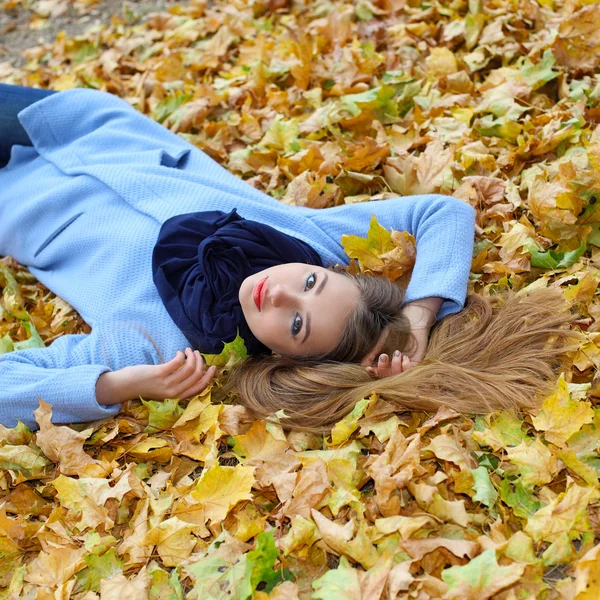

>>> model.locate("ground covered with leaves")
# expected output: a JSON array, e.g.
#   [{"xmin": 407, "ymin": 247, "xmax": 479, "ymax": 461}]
[{"xmin": 2, "ymin": 0, "xmax": 600, "ymax": 597}]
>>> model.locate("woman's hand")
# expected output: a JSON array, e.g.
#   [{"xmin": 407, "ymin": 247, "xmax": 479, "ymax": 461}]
[
  {"xmin": 361, "ymin": 297, "xmax": 444, "ymax": 378},
  {"xmin": 96, "ymin": 348, "xmax": 217, "ymax": 406},
  {"xmin": 366, "ymin": 351, "xmax": 413, "ymax": 377}
]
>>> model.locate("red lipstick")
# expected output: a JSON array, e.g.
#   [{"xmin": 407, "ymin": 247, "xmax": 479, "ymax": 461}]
[{"xmin": 253, "ymin": 277, "xmax": 268, "ymax": 311}]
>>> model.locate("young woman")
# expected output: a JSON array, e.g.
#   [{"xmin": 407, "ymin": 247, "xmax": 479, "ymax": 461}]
[{"xmin": 0, "ymin": 84, "xmax": 574, "ymax": 431}]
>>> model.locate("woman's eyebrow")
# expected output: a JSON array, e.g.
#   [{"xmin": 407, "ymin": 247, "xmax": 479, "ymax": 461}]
[
  {"xmin": 301, "ymin": 272, "xmax": 327, "ymax": 344},
  {"xmin": 301, "ymin": 314, "xmax": 311, "ymax": 344},
  {"xmin": 315, "ymin": 271, "xmax": 328, "ymax": 295}
]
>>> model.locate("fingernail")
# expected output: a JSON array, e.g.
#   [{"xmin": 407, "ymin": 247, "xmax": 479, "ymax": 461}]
[
  {"xmin": 393, "ymin": 350, "xmax": 400, "ymax": 358},
  {"xmin": 379, "ymin": 354, "xmax": 387, "ymax": 363}
]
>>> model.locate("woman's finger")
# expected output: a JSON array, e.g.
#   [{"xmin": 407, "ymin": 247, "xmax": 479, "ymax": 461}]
[
  {"xmin": 390, "ymin": 350, "xmax": 403, "ymax": 375},
  {"xmin": 181, "ymin": 365, "xmax": 218, "ymax": 398},
  {"xmin": 191, "ymin": 350, "xmax": 207, "ymax": 382},
  {"xmin": 378, "ymin": 353, "xmax": 391, "ymax": 377},
  {"xmin": 171, "ymin": 348, "xmax": 197, "ymax": 383},
  {"xmin": 158, "ymin": 350, "xmax": 186, "ymax": 375}
]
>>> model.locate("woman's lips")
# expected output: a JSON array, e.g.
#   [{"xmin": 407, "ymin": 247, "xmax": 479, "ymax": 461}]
[{"xmin": 253, "ymin": 277, "xmax": 268, "ymax": 311}]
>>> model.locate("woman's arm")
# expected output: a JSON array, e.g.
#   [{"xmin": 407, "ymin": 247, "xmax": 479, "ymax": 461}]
[
  {"xmin": 0, "ymin": 326, "xmax": 206, "ymax": 428},
  {"xmin": 0, "ymin": 333, "xmax": 117, "ymax": 428},
  {"xmin": 96, "ymin": 349, "xmax": 216, "ymax": 406},
  {"xmin": 308, "ymin": 194, "xmax": 476, "ymax": 320},
  {"xmin": 309, "ymin": 195, "xmax": 474, "ymax": 375}
]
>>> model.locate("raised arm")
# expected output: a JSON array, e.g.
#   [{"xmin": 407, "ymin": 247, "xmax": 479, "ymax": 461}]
[{"xmin": 307, "ymin": 194, "xmax": 476, "ymax": 320}]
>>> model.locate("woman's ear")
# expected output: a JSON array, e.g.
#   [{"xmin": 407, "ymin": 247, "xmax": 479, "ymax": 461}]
[{"xmin": 360, "ymin": 325, "xmax": 390, "ymax": 367}]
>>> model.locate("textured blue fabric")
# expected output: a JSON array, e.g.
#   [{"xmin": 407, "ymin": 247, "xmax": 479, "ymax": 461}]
[
  {"xmin": 152, "ymin": 209, "xmax": 323, "ymax": 354},
  {"xmin": 0, "ymin": 88, "xmax": 475, "ymax": 428}
]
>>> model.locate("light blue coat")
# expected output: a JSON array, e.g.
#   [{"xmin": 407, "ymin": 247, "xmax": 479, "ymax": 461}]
[{"xmin": 0, "ymin": 89, "xmax": 475, "ymax": 428}]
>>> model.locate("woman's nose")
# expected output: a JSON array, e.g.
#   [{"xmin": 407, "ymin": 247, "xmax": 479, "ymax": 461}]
[{"xmin": 269, "ymin": 284, "xmax": 295, "ymax": 307}]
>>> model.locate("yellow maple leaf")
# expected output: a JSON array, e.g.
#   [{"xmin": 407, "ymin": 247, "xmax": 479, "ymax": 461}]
[
  {"xmin": 532, "ymin": 375, "xmax": 595, "ymax": 447},
  {"xmin": 141, "ymin": 517, "xmax": 198, "ymax": 567},
  {"xmin": 341, "ymin": 215, "xmax": 416, "ymax": 281},
  {"xmin": 190, "ymin": 461, "xmax": 255, "ymax": 525},
  {"xmin": 506, "ymin": 438, "xmax": 561, "ymax": 488},
  {"xmin": 524, "ymin": 480, "xmax": 599, "ymax": 543}
]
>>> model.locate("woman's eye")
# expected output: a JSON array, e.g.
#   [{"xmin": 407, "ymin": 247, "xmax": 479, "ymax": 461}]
[
  {"xmin": 291, "ymin": 313, "xmax": 303, "ymax": 336},
  {"xmin": 305, "ymin": 272, "xmax": 317, "ymax": 291}
]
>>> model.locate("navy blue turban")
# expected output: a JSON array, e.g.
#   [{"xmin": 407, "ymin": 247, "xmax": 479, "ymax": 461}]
[{"xmin": 152, "ymin": 209, "xmax": 323, "ymax": 354}]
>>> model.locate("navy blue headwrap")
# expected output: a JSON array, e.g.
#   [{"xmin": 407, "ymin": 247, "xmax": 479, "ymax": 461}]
[{"xmin": 152, "ymin": 209, "xmax": 323, "ymax": 354}]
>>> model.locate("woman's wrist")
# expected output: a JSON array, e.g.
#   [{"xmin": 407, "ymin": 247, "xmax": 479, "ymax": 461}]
[
  {"xmin": 96, "ymin": 370, "xmax": 133, "ymax": 406},
  {"xmin": 401, "ymin": 297, "xmax": 444, "ymax": 329}
]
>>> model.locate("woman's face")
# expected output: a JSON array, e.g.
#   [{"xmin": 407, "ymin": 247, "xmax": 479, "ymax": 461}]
[{"xmin": 239, "ymin": 264, "xmax": 360, "ymax": 357}]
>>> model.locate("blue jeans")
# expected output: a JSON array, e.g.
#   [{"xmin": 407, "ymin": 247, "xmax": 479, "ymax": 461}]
[{"xmin": 0, "ymin": 83, "xmax": 57, "ymax": 168}]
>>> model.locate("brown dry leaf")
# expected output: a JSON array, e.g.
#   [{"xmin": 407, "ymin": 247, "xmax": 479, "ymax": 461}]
[
  {"xmin": 24, "ymin": 546, "xmax": 86, "ymax": 588},
  {"xmin": 99, "ymin": 566, "xmax": 151, "ymax": 600},
  {"xmin": 365, "ymin": 428, "xmax": 422, "ymax": 516},
  {"xmin": 280, "ymin": 458, "xmax": 330, "ymax": 519},
  {"xmin": 310, "ymin": 509, "xmax": 379, "ymax": 569},
  {"xmin": 401, "ymin": 537, "xmax": 479, "ymax": 561},
  {"xmin": 33, "ymin": 400, "xmax": 100, "ymax": 476},
  {"xmin": 553, "ymin": 5, "xmax": 600, "ymax": 72}
]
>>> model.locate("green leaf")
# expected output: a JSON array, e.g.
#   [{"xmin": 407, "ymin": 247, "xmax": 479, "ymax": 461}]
[
  {"xmin": 243, "ymin": 531, "xmax": 288, "ymax": 595},
  {"xmin": 148, "ymin": 565, "xmax": 184, "ymax": 600},
  {"xmin": 354, "ymin": 1, "xmax": 373, "ymax": 21},
  {"xmin": 476, "ymin": 115, "xmax": 522, "ymax": 142},
  {"xmin": 0, "ymin": 264, "xmax": 28, "ymax": 319},
  {"xmin": 381, "ymin": 70, "xmax": 413, "ymax": 85},
  {"xmin": 341, "ymin": 85, "xmax": 399, "ymax": 123},
  {"xmin": 186, "ymin": 554, "xmax": 248, "ymax": 600},
  {"xmin": 529, "ymin": 239, "xmax": 587, "ymax": 270},
  {"xmin": 442, "ymin": 549, "xmax": 525, "ymax": 597},
  {"xmin": 76, "ymin": 548, "xmax": 123, "ymax": 592},
  {"xmin": 587, "ymin": 222, "xmax": 600, "ymax": 247},
  {"xmin": 312, "ymin": 555, "xmax": 362, "ymax": 599},
  {"xmin": 153, "ymin": 92, "xmax": 193, "ymax": 124},
  {"xmin": 0, "ymin": 334, "xmax": 14, "ymax": 355},
  {"xmin": 142, "ymin": 398, "xmax": 184, "ymax": 433},
  {"xmin": 0, "ymin": 444, "xmax": 50, "ymax": 478},
  {"xmin": 202, "ymin": 332, "xmax": 248, "ymax": 369},
  {"xmin": 541, "ymin": 532, "xmax": 574, "ymax": 566},
  {"xmin": 471, "ymin": 466, "xmax": 498, "ymax": 507},
  {"xmin": 473, "ymin": 411, "xmax": 527, "ymax": 451},
  {"xmin": 73, "ymin": 41, "xmax": 99, "ymax": 64},
  {"xmin": 260, "ymin": 116, "xmax": 300, "ymax": 155},
  {"xmin": 498, "ymin": 478, "xmax": 542, "ymax": 519},
  {"xmin": 13, "ymin": 320, "xmax": 46, "ymax": 351},
  {"xmin": 518, "ymin": 50, "xmax": 560, "ymax": 90}
]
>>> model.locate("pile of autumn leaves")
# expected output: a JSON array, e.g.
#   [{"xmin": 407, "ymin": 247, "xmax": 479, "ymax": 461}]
[{"xmin": 3, "ymin": 0, "xmax": 600, "ymax": 597}]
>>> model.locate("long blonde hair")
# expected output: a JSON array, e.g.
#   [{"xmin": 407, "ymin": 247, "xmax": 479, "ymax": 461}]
[{"xmin": 220, "ymin": 282, "xmax": 579, "ymax": 433}]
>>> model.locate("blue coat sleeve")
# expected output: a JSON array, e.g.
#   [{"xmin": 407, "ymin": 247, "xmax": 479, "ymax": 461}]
[
  {"xmin": 0, "ymin": 325, "xmax": 165, "ymax": 429},
  {"xmin": 307, "ymin": 194, "xmax": 476, "ymax": 320}
]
